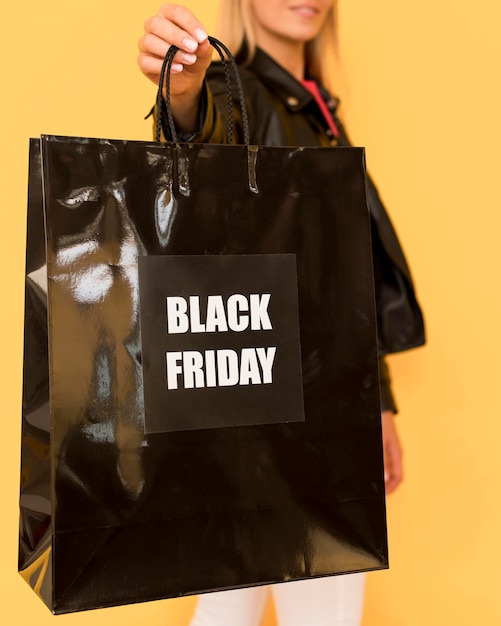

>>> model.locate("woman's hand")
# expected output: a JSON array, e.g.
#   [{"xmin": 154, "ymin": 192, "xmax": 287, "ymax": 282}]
[
  {"xmin": 381, "ymin": 410, "xmax": 403, "ymax": 494},
  {"xmin": 138, "ymin": 4, "xmax": 213, "ymax": 131}
]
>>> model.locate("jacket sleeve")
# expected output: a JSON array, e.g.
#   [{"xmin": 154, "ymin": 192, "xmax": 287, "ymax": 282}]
[
  {"xmin": 330, "ymin": 115, "xmax": 425, "ymax": 356},
  {"xmin": 367, "ymin": 175, "xmax": 426, "ymax": 356}
]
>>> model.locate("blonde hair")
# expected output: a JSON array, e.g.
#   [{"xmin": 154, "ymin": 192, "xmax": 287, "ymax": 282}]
[{"xmin": 216, "ymin": 0, "xmax": 340, "ymax": 88}]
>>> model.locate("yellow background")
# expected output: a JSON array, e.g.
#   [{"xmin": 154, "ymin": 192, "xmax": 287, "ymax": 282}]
[{"xmin": 1, "ymin": 1, "xmax": 500, "ymax": 624}]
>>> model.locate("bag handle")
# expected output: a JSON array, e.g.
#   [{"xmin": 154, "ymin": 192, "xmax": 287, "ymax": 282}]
[{"xmin": 156, "ymin": 36, "xmax": 250, "ymax": 145}]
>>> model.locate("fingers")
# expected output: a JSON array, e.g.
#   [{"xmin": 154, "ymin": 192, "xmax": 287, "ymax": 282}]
[
  {"xmin": 157, "ymin": 3, "xmax": 209, "ymax": 51},
  {"xmin": 138, "ymin": 4, "xmax": 211, "ymax": 84},
  {"xmin": 381, "ymin": 411, "xmax": 404, "ymax": 495},
  {"xmin": 384, "ymin": 440, "xmax": 403, "ymax": 494}
]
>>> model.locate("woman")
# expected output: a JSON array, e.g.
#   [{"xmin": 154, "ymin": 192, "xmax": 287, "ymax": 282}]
[{"xmin": 138, "ymin": 2, "xmax": 425, "ymax": 625}]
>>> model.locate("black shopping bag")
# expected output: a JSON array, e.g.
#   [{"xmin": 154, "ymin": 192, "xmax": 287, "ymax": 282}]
[{"xmin": 19, "ymin": 41, "xmax": 388, "ymax": 614}]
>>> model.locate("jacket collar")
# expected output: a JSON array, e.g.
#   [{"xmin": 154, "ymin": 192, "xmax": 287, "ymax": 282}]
[
  {"xmin": 247, "ymin": 48, "xmax": 315, "ymax": 113},
  {"xmin": 247, "ymin": 48, "xmax": 340, "ymax": 115}
]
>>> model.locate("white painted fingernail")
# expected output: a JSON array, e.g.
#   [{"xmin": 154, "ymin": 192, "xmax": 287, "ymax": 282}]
[
  {"xmin": 171, "ymin": 63, "xmax": 184, "ymax": 73},
  {"xmin": 183, "ymin": 38, "xmax": 198, "ymax": 52},
  {"xmin": 181, "ymin": 52, "xmax": 197, "ymax": 64},
  {"xmin": 194, "ymin": 28, "xmax": 208, "ymax": 43}
]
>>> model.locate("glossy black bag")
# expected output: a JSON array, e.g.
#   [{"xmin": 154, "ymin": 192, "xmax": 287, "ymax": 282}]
[{"xmin": 19, "ymin": 40, "xmax": 388, "ymax": 614}]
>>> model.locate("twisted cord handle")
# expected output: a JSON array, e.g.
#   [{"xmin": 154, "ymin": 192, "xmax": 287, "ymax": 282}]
[{"xmin": 156, "ymin": 36, "xmax": 250, "ymax": 145}]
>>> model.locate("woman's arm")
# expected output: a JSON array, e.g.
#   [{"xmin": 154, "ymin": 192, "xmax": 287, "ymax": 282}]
[{"xmin": 138, "ymin": 4, "xmax": 213, "ymax": 132}]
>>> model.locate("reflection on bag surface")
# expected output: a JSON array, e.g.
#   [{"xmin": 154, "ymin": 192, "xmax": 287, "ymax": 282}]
[{"xmin": 19, "ymin": 134, "xmax": 387, "ymax": 613}]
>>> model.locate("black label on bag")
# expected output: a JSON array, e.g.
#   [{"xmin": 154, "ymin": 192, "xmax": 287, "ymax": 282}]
[{"xmin": 138, "ymin": 255, "xmax": 304, "ymax": 433}]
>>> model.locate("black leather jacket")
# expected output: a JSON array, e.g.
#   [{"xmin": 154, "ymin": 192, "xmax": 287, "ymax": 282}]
[{"xmin": 159, "ymin": 48, "xmax": 425, "ymax": 411}]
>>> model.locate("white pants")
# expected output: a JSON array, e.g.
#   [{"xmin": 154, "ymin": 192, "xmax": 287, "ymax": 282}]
[{"xmin": 189, "ymin": 573, "xmax": 365, "ymax": 626}]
